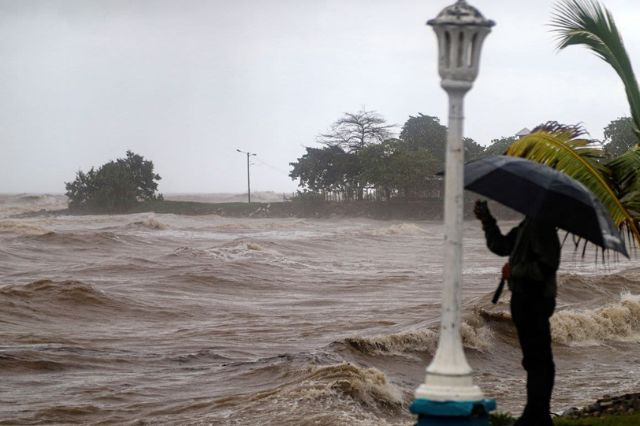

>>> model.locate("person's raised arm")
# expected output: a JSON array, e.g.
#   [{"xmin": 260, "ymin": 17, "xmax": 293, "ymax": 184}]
[{"xmin": 474, "ymin": 200, "xmax": 517, "ymax": 257}]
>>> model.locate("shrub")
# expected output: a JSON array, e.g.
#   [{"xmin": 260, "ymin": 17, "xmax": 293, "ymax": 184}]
[{"xmin": 65, "ymin": 151, "xmax": 161, "ymax": 212}]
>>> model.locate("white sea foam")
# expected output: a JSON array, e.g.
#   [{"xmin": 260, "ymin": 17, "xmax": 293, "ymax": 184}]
[
  {"xmin": 140, "ymin": 216, "xmax": 168, "ymax": 230},
  {"xmin": 365, "ymin": 223, "xmax": 425, "ymax": 237},
  {"xmin": 461, "ymin": 321, "xmax": 493, "ymax": 352},
  {"xmin": 552, "ymin": 293, "xmax": 640, "ymax": 345}
]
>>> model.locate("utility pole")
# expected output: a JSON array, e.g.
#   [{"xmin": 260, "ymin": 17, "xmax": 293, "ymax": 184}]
[{"xmin": 236, "ymin": 149, "xmax": 256, "ymax": 203}]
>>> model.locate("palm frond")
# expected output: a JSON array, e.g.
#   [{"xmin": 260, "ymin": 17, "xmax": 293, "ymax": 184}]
[
  {"xmin": 620, "ymin": 192, "xmax": 640, "ymax": 219},
  {"xmin": 505, "ymin": 122, "xmax": 640, "ymax": 243},
  {"xmin": 551, "ymin": 0, "xmax": 640, "ymax": 140},
  {"xmin": 607, "ymin": 145, "xmax": 640, "ymax": 210}
]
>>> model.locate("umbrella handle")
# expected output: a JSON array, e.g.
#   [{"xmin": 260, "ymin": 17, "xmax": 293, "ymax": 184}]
[{"xmin": 491, "ymin": 278, "xmax": 506, "ymax": 304}]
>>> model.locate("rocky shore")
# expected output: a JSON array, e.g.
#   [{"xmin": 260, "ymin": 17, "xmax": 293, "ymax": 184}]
[{"xmin": 561, "ymin": 393, "xmax": 640, "ymax": 418}]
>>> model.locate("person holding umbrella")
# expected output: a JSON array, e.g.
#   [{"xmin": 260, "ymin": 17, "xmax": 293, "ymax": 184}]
[
  {"xmin": 466, "ymin": 155, "xmax": 628, "ymax": 425},
  {"xmin": 474, "ymin": 201, "xmax": 560, "ymax": 426}
]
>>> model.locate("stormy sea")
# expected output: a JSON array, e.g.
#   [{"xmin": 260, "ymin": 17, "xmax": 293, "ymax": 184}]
[{"xmin": 1, "ymin": 193, "xmax": 639, "ymax": 425}]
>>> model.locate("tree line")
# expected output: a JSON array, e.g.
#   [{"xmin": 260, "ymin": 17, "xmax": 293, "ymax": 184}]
[
  {"xmin": 62, "ymin": 113, "xmax": 635, "ymax": 213},
  {"xmin": 289, "ymin": 109, "xmax": 634, "ymax": 202}
]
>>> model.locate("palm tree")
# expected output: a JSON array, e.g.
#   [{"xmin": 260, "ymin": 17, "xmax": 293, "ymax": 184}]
[
  {"xmin": 551, "ymin": 0, "xmax": 640, "ymax": 140},
  {"xmin": 505, "ymin": 122, "xmax": 640, "ymax": 242},
  {"xmin": 501, "ymin": 0, "xmax": 640, "ymax": 243}
]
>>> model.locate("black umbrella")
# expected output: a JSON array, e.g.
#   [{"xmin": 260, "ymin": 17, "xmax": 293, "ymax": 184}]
[{"xmin": 464, "ymin": 155, "xmax": 628, "ymax": 257}]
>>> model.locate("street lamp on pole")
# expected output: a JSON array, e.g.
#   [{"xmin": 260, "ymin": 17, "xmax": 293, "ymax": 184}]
[
  {"xmin": 236, "ymin": 149, "xmax": 257, "ymax": 203},
  {"xmin": 411, "ymin": 1, "xmax": 495, "ymax": 424}
]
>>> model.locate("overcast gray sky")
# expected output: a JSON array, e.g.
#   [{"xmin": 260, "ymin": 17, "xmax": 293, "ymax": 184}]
[{"xmin": 1, "ymin": 0, "xmax": 639, "ymax": 194}]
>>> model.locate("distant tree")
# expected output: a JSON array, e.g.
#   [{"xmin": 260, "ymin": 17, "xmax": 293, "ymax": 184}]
[
  {"xmin": 64, "ymin": 168, "xmax": 98, "ymax": 210},
  {"xmin": 400, "ymin": 114, "xmax": 447, "ymax": 163},
  {"xmin": 358, "ymin": 140, "xmax": 398, "ymax": 200},
  {"xmin": 289, "ymin": 145, "xmax": 359, "ymax": 198},
  {"xmin": 464, "ymin": 137, "xmax": 485, "ymax": 161},
  {"xmin": 317, "ymin": 109, "xmax": 394, "ymax": 152},
  {"xmin": 119, "ymin": 151, "xmax": 162, "ymax": 200},
  {"xmin": 603, "ymin": 116, "xmax": 638, "ymax": 157},
  {"xmin": 359, "ymin": 139, "xmax": 438, "ymax": 200},
  {"xmin": 65, "ymin": 151, "xmax": 162, "ymax": 212},
  {"xmin": 399, "ymin": 113, "xmax": 485, "ymax": 165},
  {"xmin": 387, "ymin": 142, "xmax": 439, "ymax": 199},
  {"xmin": 484, "ymin": 136, "xmax": 517, "ymax": 157},
  {"xmin": 90, "ymin": 161, "xmax": 140, "ymax": 212}
]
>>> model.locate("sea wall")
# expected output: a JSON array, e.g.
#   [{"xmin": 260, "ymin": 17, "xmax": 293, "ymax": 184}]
[{"xmin": 14, "ymin": 195, "xmax": 522, "ymax": 221}]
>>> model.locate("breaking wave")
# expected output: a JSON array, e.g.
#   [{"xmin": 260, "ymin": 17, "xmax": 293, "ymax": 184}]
[
  {"xmin": 14, "ymin": 194, "xmax": 62, "ymax": 204},
  {"xmin": 364, "ymin": 223, "xmax": 425, "ymax": 237},
  {"xmin": 297, "ymin": 362, "xmax": 404, "ymax": 410},
  {"xmin": 345, "ymin": 329, "xmax": 438, "ymax": 355},
  {"xmin": 205, "ymin": 359, "xmax": 408, "ymax": 425},
  {"xmin": 551, "ymin": 293, "xmax": 640, "ymax": 345},
  {"xmin": 132, "ymin": 216, "xmax": 169, "ymax": 230},
  {"xmin": 343, "ymin": 322, "xmax": 492, "ymax": 355},
  {"xmin": 0, "ymin": 194, "xmax": 67, "ymax": 218},
  {"xmin": 0, "ymin": 220, "xmax": 50, "ymax": 236},
  {"xmin": 172, "ymin": 240, "xmax": 283, "ymax": 261}
]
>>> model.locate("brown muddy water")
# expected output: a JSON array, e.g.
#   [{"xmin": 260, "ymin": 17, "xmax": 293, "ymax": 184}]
[{"xmin": 1, "ymin": 194, "xmax": 639, "ymax": 425}]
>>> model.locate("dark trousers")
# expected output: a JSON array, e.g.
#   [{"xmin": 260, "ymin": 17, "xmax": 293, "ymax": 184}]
[{"xmin": 510, "ymin": 290, "xmax": 556, "ymax": 426}]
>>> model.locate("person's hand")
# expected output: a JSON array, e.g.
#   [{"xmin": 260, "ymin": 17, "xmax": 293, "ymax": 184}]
[
  {"xmin": 502, "ymin": 262, "xmax": 511, "ymax": 280},
  {"xmin": 474, "ymin": 200, "xmax": 492, "ymax": 222}
]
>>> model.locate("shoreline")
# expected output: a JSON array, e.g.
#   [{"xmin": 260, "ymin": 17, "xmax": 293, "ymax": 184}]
[
  {"xmin": 491, "ymin": 392, "xmax": 640, "ymax": 425},
  {"xmin": 11, "ymin": 198, "xmax": 523, "ymax": 221}
]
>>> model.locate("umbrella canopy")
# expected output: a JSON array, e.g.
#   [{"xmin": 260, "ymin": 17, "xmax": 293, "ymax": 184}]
[{"xmin": 464, "ymin": 155, "xmax": 628, "ymax": 257}]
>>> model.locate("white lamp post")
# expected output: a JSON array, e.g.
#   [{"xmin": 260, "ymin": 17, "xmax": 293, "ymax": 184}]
[{"xmin": 412, "ymin": 1, "xmax": 495, "ymax": 423}]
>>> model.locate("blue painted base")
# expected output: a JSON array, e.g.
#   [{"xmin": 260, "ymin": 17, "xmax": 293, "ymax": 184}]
[{"xmin": 410, "ymin": 399, "xmax": 496, "ymax": 425}]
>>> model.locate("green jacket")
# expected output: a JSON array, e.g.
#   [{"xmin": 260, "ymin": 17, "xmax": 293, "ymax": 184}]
[{"xmin": 482, "ymin": 217, "xmax": 560, "ymax": 298}]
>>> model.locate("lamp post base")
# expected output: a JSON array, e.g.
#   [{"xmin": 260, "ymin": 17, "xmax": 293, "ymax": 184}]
[
  {"xmin": 415, "ymin": 369, "xmax": 485, "ymax": 402},
  {"xmin": 410, "ymin": 398, "xmax": 496, "ymax": 426}
]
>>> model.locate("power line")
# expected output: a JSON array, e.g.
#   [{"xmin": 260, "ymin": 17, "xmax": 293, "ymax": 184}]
[{"xmin": 254, "ymin": 157, "xmax": 290, "ymax": 176}]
